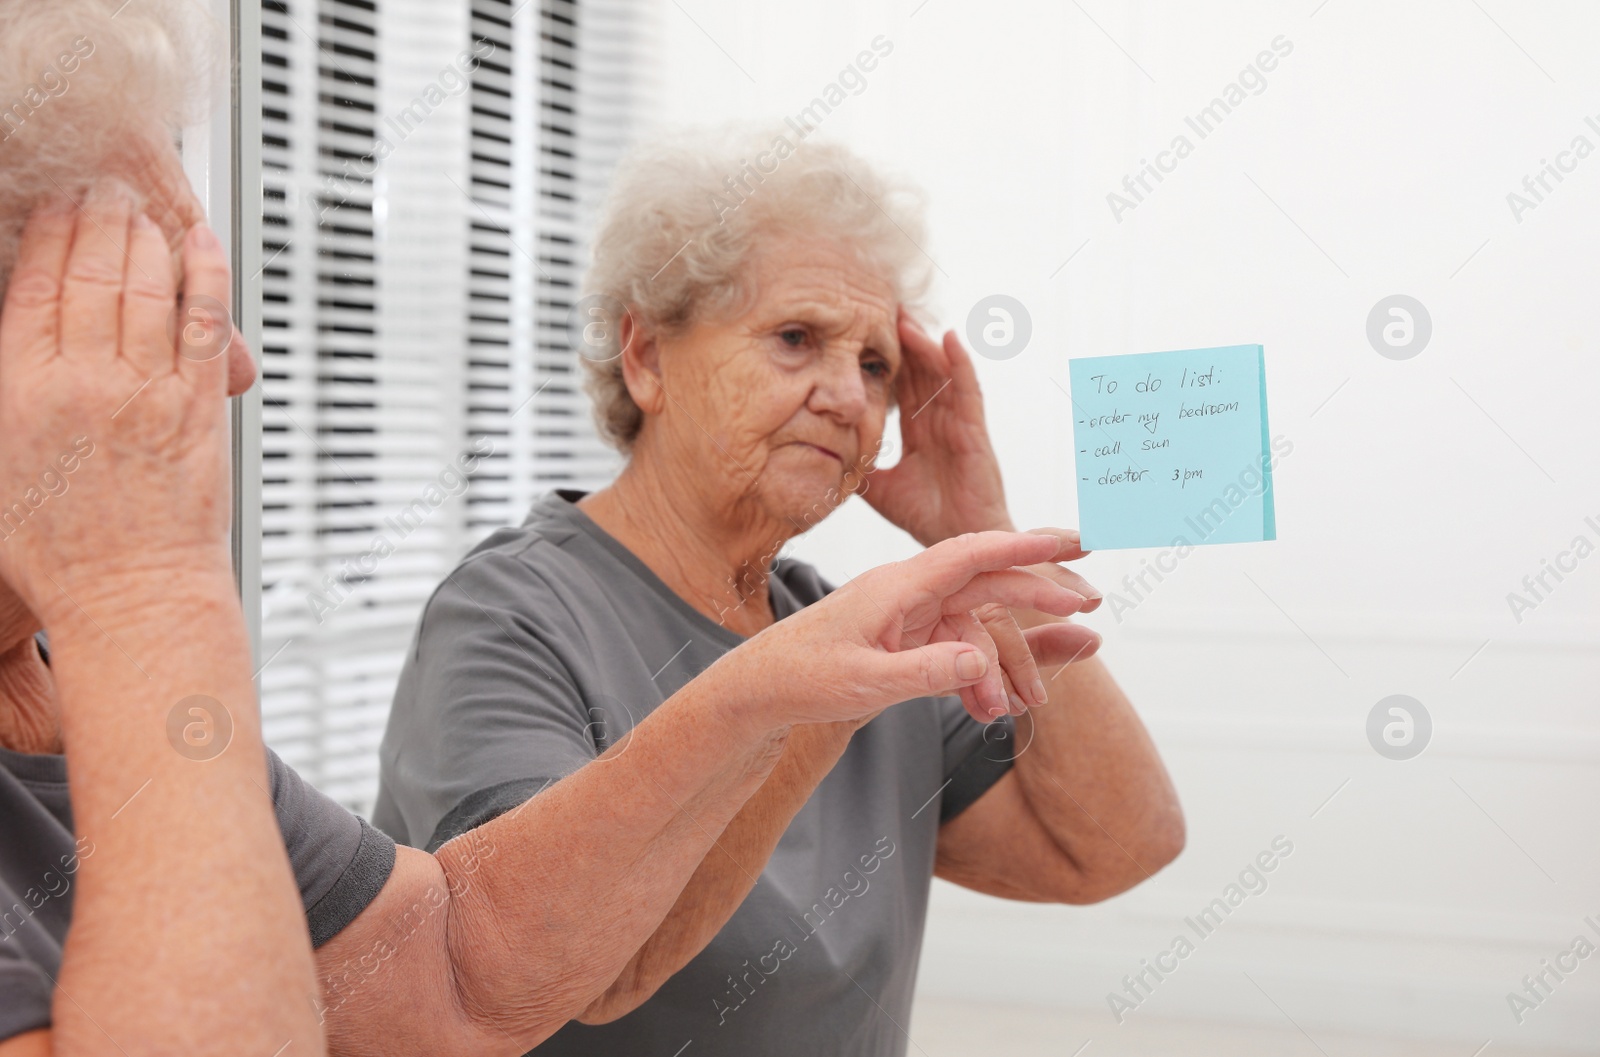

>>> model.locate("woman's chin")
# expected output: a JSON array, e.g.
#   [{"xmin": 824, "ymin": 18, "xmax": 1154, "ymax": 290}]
[{"xmin": 760, "ymin": 472, "xmax": 852, "ymax": 529}]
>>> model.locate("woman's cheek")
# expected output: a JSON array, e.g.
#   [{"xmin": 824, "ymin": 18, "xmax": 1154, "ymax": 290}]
[{"xmin": 859, "ymin": 403, "xmax": 889, "ymax": 468}]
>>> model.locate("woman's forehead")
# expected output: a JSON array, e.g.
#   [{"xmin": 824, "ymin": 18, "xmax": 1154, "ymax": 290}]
[{"xmin": 746, "ymin": 243, "xmax": 898, "ymax": 327}]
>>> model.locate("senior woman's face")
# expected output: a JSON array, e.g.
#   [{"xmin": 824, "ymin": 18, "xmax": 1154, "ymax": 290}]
[{"xmin": 651, "ymin": 239, "xmax": 899, "ymax": 523}]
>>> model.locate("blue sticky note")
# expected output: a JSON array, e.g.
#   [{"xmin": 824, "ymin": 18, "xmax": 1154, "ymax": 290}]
[{"xmin": 1068, "ymin": 344, "xmax": 1275, "ymax": 551}]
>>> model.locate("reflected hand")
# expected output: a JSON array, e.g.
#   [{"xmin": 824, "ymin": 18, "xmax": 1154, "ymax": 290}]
[
  {"xmin": 862, "ymin": 309, "xmax": 1013, "ymax": 546},
  {"xmin": 715, "ymin": 532, "xmax": 1097, "ymax": 730},
  {"xmin": 970, "ymin": 528, "xmax": 1104, "ymax": 717}
]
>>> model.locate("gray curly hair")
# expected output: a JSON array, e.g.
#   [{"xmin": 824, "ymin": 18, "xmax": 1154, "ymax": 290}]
[
  {"xmin": 0, "ymin": 0, "xmax": 219, "ymax": 299},
  {"xmin": 579, "ymin": 125, "xmax": 934, "ymax": 452}
]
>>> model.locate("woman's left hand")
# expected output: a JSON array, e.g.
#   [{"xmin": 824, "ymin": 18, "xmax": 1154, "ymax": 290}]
[
  {"xmin": 862, "ymin": 309, "xmax": 1014, "ymax": 546},
  {"xmin": 963, "ymin": 528, "xmax": 1104, "ymax": 718}
]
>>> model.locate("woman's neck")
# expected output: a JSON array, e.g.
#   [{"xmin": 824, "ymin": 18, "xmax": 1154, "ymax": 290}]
[
  {"xmin": 0, "ymin": 635, "xmax": 62, "ymax": 755},
  {"xmin": 578, "ymin": 452, "xmax": 794, "ymax": 638}
]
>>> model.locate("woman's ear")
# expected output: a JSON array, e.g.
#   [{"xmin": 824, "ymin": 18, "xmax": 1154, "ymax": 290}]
[{"xmin": 617, "ymin": 310, "xmax": 667, "ymax": 417}]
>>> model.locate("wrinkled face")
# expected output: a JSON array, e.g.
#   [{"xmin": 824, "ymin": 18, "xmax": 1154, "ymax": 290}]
[
  {"xmin": 645, "ymin": 238, "xmax": 900, "ymax": 531},
  {"xmin": 0, "ymin": 130, "xmax": 259, "ymax": 653}
]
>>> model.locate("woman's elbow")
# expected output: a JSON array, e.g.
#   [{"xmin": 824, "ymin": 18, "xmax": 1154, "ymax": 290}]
[
  {"xmin": 1144, "ymin": 806, "xmax": 1187, "ymax": 873},
  {"xmin": 1063, "ymin": 805, "xmax": 1187, "ymax": 905},
  {"xmin": 573, "ymin": 964, "xmax": 661, "ymax": 1026}
]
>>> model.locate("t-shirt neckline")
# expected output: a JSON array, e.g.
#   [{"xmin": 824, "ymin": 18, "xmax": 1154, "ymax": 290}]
[{"xmin": 540, "ymin": 489, "xmax": 797, "ymax": 651}]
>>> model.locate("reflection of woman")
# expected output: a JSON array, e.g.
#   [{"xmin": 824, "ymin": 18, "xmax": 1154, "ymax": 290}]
[
  {"xmin": 375, "ymin": 130, "xmax": 1185, "ymax": 1055},
  {"xmin": 0, "ymin": 7, "xmax": 1092, "ymax": 1052}
]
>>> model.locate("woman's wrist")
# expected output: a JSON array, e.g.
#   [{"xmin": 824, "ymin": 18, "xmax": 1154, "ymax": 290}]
[
  {"xmin": 39, "ymin": 561, "xmax": 243, "ymax": 666},
  {"xmin": 678, "ymin": 650, "xmax": 795, "ymax": 765}
]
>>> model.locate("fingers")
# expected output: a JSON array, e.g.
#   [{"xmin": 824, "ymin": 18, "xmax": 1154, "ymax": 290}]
[
  {"xmin": 1026, "ymin": 526, "xmax": 1091, "ymax": 563},
  {"xmin": 1021, "ymin": 528, "xmax": 1101, "ymax": 612},
  {"xmin": 225, "ymin": 328, "xmax": 259, "ymax": 397},
  {"xmin": 873, "ymin": 639, "xmax": 992, "ymax": 705},
  {"xmin": 894, "ymin": 311, "xmax": 952, "ymax": 417},
  {"xmin": 174, "ymin": 223, "xmax": 234, "ymax": 394},
  {"xmin": 950, "ymin": 610, "xmax": 1008, "ymax": 720},
  {"xmin": 113, "ymin": 132, "xmax": 207, "ymax": 251},
  {"xmin": 941, "ymin": 327, "xmax": 983, "ymax": 401},
  {"xmin": 940, "ymin": 567, "xmax": 1087, "ymax": 618},
  {"xmin": 58, "ymin": 183, "xmax": 138, "ymax": 366},
  {"xmin": 1022, "ymin": 621, "xmax": 1103, "ymax": 670},
  {"xmin": 1024, "ymin": 559, "xmax": 1102, "ymax": 613},
  {"xmin": 903, "ymin": 531, "xmax": 1061, "ymax": 598},
  {"xmin": 122, "ymin": 212, "xmax": 180, "ymax": 378},
  {"xmin": 0, "ymin": 195, "xmax": 76, "ymax": 372},
  {"xmin": 896, "ymin": 309, "xmax": 949, "ymax": 374},
  {"xmin": 976, "ymin": 603, "xmax": 1045, "ymax": 710}
]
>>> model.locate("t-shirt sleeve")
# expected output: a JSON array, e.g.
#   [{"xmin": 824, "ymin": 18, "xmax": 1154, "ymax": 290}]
[
  {"xmin": 267, "ymin": 749, "xmax": 396, "ymax": 948},
  {"xmin": 0, "ymin": 958, "xmax": 51, "ymax": 1042},
  {"xmin": 376, "ymin": 550, "xmax": 603, "ymax": 854},
  {"xmin": 936, "ymin": 698, "xmax": 1017, "ymax": 824}
]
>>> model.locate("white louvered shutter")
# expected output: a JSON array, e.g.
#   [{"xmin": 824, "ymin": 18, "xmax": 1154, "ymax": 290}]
[
  {"xmin": 256, "ymin": 0, "xmax": 642, "ymax": 814},
  {"xmin": 463, "ymin": 0, "xmax": 638, "ymax": 532}
]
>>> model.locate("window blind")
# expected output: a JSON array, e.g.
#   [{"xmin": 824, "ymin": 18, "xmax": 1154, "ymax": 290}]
[{"xmin": 257, "ymin": 0, "xmax": 642, "ymax": 814}]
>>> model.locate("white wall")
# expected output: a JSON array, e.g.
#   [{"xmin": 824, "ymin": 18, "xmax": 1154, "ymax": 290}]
[{"xmin": 650, "ymin": 0, "xmax": 1600, "ymax": 1048}]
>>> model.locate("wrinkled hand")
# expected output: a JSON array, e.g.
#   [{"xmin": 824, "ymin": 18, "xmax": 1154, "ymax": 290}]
[
  {"xmin": 968, "ymin": 528, "xmax": 1103, "ymax": 717},
  {"xmin": 0, "ymin": 184, "xmax": 236, "ymax": 627},
  {"xmin": 717, "ymin": 531, "xmax": 1098, "ymax": 728},
  {"xmin": 862, "ymin": 310, "xmax": 1014, "ymax": 547}
]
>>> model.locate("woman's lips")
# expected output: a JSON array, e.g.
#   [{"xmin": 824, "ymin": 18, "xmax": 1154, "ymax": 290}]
[{"xmin": 795, "ymin": 441, "xmax": 843, "ymax": 462}]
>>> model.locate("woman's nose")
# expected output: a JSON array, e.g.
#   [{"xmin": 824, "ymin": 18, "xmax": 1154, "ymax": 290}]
[{"xmin": 808, "ymin": 353, "xmax": 869, "ymax": 422}]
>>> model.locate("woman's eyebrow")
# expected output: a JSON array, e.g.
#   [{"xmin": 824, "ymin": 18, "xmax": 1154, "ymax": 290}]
[{"xmin": 774, "ymin": 298, "xmax": 897, "ymax": 350}]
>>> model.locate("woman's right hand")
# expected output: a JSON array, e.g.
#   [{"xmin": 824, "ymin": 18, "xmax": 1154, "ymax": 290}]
[
  {"xmin": 712, "ymin": 531, "xmax": 1095, "ymax": 729},
  {"xmin": 0, "ymin": 184, "xmax": 237, "ymax": 628}
]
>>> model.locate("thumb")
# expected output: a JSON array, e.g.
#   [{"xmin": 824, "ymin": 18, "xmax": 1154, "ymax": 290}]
[{"xmin": 873, "ymin": 641, "xmax": 990, "ymax": 701}]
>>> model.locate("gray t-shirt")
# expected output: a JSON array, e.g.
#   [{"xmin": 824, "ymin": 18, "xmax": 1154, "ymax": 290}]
[
  {"xmin": 0, "ymin": 637, "xmax": 396, "ymax": 1043},
  {"xmin": 373, "ymin": 490, "xmax": 1017, "ymax": 1057}
]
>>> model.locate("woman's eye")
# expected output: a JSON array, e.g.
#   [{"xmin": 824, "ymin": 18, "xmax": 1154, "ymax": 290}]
[
  {"xmin": 863, "ymin": 359, "xmax": 890, "ymax": 379},
  {"xmin": 779, "ymin": 327, "xmax": 807, "ymax": 347}
]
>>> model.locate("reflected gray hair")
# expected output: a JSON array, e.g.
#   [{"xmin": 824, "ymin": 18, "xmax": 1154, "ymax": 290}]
[
  {"xmin": 0, "ymin": 0, "xmax": 219, "ymax": 298},
  {"xmin": 580, "ymin": 125, "xmax": 933, "ymax": 452}
]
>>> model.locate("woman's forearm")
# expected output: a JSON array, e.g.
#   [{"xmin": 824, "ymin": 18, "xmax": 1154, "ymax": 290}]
[
  {"xmin": 575, "ymin": 721, "xmax": 857, "ymax": 1023},
  {"xmin": 320, "ymin": 531, "xmax": 1069, "ymax": 1054},
  {"xmin": 45, "ymin": 570, "xmax": 324, "ymax": 1055},
  {"xmin": 432, "ymin": 662, "xmax": 798, "ymax": 1047},
  {"xmin": 1011, "ymin": 652, "xmax": 1185, "ymax": 889}
]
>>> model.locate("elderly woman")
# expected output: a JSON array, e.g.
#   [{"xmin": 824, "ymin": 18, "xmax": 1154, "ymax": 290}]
[
  {"xmin": 373, "ymin": 132, "xmax": 1185, "ymax": 1054},
  {"xmin": 0, "ymin": 6, "xmax": 1092, "ymax": 1054}
]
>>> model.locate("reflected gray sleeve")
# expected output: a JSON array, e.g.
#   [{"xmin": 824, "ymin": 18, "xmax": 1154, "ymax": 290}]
[
  {"xmin": 267, "ymin": 749, "xmax": 396, "ymax": 948},
  {"xmin": 425, "ymin": 776, "xmax": 554, "ymax": 853},
  {"xmin": 937, "ymin": 698, "xmax": 1017, "ymax": 824},
  {"xmin": 377, "ymin": 550, "xmax": 600, "ymax": 851}
]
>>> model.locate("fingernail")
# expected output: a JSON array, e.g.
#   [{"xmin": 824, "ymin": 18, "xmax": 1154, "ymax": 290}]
[
  {"xmin": 955, "ymin": 651, "xmax": 987, "ymax": 681},
  {"xmin": 988, "ymin": 704, "xmax": 1007, "ymax": 719},
  {"xmin": 189, "ymin": 223, "xmax": 218, "ymax": 250},
  {"xmin": 1032, "ymin": 678, "xmax": 1047, "ymax": 703},
  {"xmin": 1008, "ymin": 693, "xmax": 1025, "ymax": 712}
]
